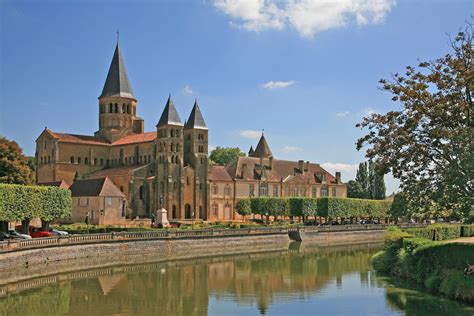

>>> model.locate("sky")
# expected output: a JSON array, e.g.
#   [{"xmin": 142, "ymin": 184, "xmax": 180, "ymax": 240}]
[{"xmin": 0, "ymin": 0, "xmax": 472, "ymax": 194}]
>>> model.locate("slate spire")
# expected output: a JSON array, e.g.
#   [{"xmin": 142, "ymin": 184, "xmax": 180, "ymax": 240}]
[
  {"xmin": 184, "ymin": 99, "xmax": 207, "ymax": 130},
  {"xmin": 99, "ymin": 44, "xmax": 135, "ymax": 100},
  {"xmin": 157, "ymin": 95, "xmax": 183, "ymax": 127},
  {"xmin": 253, "ymin": 133, "xmax": 273, "ymax": 158},
  {"xmin": 248, "ymin": 146, "xmax": 255, "ymax": 157}
]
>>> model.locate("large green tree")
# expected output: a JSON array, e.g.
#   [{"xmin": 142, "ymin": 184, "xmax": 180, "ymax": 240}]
[
  {"xmin": 0, "ymin": 136, "xmax": 34, "ymax": 185},
  {"xmin": 348, "ymin": 160, "xmax": 385, "ymax": 199},
  {"xmin": 356, "ymin": 23, "xmax": 473, "ymax": 219},
  {"xmin": 209, "ymin": 146, "xmax": 245, "ymax": 166}
]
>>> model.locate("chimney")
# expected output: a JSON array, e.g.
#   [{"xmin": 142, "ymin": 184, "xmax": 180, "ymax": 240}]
[
  {"xmin": 336, "ymin": 172, "xmax": 341, "ymax": 184},
  {"xmin": 269, "ymin": 157, "xmax": 274, "ymax": 169},
  {"xmin": 298, "ymin": 160, "xmax": 304, "ymax": 173},
  {"xmin": 242, "ymin": 163, "xmax": 248, "ymax": 179},
  {"xmin": 305, "ymin": 161, "xmax": 310, "ymax": 172}
]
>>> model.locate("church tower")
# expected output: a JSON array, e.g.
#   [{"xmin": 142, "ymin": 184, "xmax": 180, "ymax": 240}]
[
  {"xmin": 95, "ymin": 43, "xmax": 144, "ymax": 142},
  {"xmin": 155, "ymin": 96, "xmax": 184, "ymax": 219},
  {"xmin": 184, "ymin": 100, "xmax": 208, "ymax": 219}
]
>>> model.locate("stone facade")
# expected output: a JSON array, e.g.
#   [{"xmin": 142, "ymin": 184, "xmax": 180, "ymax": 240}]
[{"xmin": 35, "ymin": 43, "xmax": 347, "ymax": 222}]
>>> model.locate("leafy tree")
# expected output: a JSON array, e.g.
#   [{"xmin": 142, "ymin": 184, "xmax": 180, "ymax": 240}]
[
  {"xmin": 356, "ymin": 22, "xmax": 473, "ymax": 219},
  {"xmin": 347, "ymin": 180, "xmax": 365, "ymax": 199},
  {"xmin": 348, "ymin": 161, "xmax": 385, "ymax": 199},
  {"xmin": 209, "ymin": 147, "xmax": 245, "ymax": 166},
  {"xmin": 0, "ymin": 136, "xmax": 34, "ymax": 185},
  {"xmin": 354, "ymin": 162, "xmax": 369, "ymax": 198},
  {"xmin": 236, "ymin": 199, "xmax": 251, "ymax": 221}
]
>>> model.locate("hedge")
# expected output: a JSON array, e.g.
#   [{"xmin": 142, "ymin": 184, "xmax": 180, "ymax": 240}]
[
  {"xmin": 242, "ymin": 197, "xmax": 391, "ymax": 219},
  {"xmin": 372, "ymin": 228, "xmax": 474, "ymax": 303},
  {"xmin": 405, "ymin": 224, "xmax": 465, "ymax": 241},
  {"xmin": 0, "ymin": 183, "xmax": 71, "ymax": 223}
]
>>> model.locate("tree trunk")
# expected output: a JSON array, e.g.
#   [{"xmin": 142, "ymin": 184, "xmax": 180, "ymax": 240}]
[
  {"xmin": 0, "ymin": 221, "xmax": 8, "ymax": 233},
  {"xmin": 21, "ymin": 219, "xmax": 30, "ymax": 235},
  {"xmin": 41, "ymin": 220, "xmax": 50, "ymax": 231}
]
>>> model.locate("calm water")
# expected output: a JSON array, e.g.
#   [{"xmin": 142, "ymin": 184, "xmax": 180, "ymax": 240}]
[{"xmin": 0, "ymin": 242, "xmax": 472, "ymax": 316}]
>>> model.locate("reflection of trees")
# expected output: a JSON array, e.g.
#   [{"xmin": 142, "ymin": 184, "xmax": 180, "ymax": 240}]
[
  {"xmin": 0, "ymin": 284, "xmax": 70, "ymax": 316},
  {"xmin": 382, "ymin": 279, "xmax": 474, "ymax": 316}
]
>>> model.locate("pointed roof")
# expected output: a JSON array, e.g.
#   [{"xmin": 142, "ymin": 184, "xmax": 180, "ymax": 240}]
[
  {"xmin": 99, "ymin": 44, "xmax": 135, "ymax": 100},
  {"xmin": 70, "ymin": 177, "xmax": 124, "ymax": 197},
  {"xmin": 248, "ymin": 146, "xmax": 255, "ymax": 157},
  {"xmin": 156, "ymin": 95, "xmax": 183, "ymax": 127},
  {"xmin": 184, "ymin": 99, "xmax": 207, "ymax": 130},
  {"xmin": 253, "ymin": 134, "xmax": 273, "ymax": 158}
]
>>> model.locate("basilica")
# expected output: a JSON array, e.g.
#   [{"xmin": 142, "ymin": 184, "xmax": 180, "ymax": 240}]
[{"xmin": 35, "ymin": 43, "xmax": 347, "ymax": 223}]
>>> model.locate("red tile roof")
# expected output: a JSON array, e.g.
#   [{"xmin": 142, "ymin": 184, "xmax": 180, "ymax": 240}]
[
  {"xmin": 70, "ymin": 177, "xmax": 124, "ymax": 197},
  {"xmin": 85, "ymin": 166, "xmax": 140, "ymax": 179},
  {"xmin": 44, "ymin": 129, "xmax": 156, "ymax": 146},
  {"xmin": 209, "ymin": 166, "xmax": 232, "ymax": 181},
  {"xmin": 37, "ymin": 180, "xmax": 71, "ymax": 189}
]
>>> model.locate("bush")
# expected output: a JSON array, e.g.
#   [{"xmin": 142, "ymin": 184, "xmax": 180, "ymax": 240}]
[{"xmin": 405, "ymin": 224, "xmax": 463, "ymax": 241}]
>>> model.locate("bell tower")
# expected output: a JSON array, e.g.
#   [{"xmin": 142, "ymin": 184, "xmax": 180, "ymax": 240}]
[
  {"xmin": 155, "ymin": 96, "xmax": 184, "ymax": 218},
  {"xmin": 184, "ymin": 100, "xmax": 209, "ymax": 219},
  {"xmin": 95, "ymin": 43, "xmax": 144, "ymax": 142}
]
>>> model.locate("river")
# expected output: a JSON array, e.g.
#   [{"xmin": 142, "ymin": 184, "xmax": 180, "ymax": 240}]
[{"xmin": 0, "ymin": 242, "xmax": 472, "ymax": 315}]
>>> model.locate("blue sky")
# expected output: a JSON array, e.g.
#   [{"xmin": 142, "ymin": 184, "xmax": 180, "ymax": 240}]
[{"xmin": 0, "ymin": 0, "xmax": 471, "ymax": 193}]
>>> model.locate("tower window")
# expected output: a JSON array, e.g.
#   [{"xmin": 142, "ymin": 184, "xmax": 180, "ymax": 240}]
[
  {"xmin": 85, "ymin": 157, "xmax": 89, "ymax": 165},
  {"xmin": 100, "ymin": 159, "xmax": 104, "ymax": 166},
  {"xmin": 114, "ymin": 103, "xmax": 118, "ymax": 113},
  {"xmin": 127, "ymin": 104, "xmax": 130, "ymax": 114},
  {"xmin": 70, "ymin": 156, "xmax": 74, "ymax": 164},
  {"xmin": 139, "ymin": 186, "xmax": 144, "ymax": 200},
  {"xmin": 175, "ymin": 129, "xmax": 180, "ymax": 138},
  {"xmin": 77, "ymin": 157, "xmax": 81, "ymax": 164},
  {"xmin": 122, "ymin": 104, "xmax": 126, "ymax": 113},
  {"xmin": 109, "ymin": 103, "xmax": 113, "ymax": 113},
  {"xmin": 170, "ymin": 129, "xmax": 174, "ymax": 137}
]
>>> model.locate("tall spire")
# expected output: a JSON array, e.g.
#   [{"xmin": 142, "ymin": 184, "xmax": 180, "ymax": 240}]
[
  {"xmin": 157, "ymin": 95, "xmax": 183, "ymax": 127},
  {"xmin": 184, "ymin": 99, "xmax": 207, "ymax": 130},
  {"xmin": 99, "ymin": 43, "xmax": 135, "ymax": 100},
  {"xmin": 253, "ymin": 133, "xmax": 273, "ymax": 158}
]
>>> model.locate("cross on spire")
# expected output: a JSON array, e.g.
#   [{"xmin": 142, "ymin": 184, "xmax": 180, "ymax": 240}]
[
  {"xmin": 262, "ymin": 129, "xmax": 265, "ymax": 135},
  {"xmin": 116, "ymin": 29, "xmax": 120, "ymax": 44}
]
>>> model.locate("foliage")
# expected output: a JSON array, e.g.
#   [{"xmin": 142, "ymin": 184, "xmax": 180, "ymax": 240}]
[
  {"xmin": 0, "ymin": 136, "xmax": 35, "ymax": 185},
  {"xmin": 389, "ymin": 192, "xmax": 409, "ymax": 219},
  {"xmin": 0, "ymin": 183, "xmax": 71, "ymax": 222},
  {"xmin": 235, "ymin": 199, "xmax": 252, "ymax": 217},
  {"xmin": 317, "ymin": 197, "xmax": 391, "ymax": 218},
  {"xmin": 356, "ymin": 22, "xmax": 474, "ymax": 220},
  {"xmin": 209, "ymin": 146, "xmax": 245, "ymax": 166},
  {"xmin": 250, "ymin": 197, "xmax": 289, "ymax": 217},
  {"xmin": 348, "ymin": 160, "xmax": 386, "ymax": 199},
  {"xmin": 373, "ymin": 233, "xmax": 474, "ymax": 303},
  {"xmin": 405, "ymin": 224, "xmax": 462, "ymax": 241}
]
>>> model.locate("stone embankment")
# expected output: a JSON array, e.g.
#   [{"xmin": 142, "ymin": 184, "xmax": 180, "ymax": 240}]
[{"xmin": 0, "ymin": 224, "xmax": 426, "ymax": 272}]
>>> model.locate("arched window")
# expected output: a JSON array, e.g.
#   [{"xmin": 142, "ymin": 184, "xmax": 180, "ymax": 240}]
[
  {"xmin": 175, "ymin": 156, "xmax": 180, "ymax": 164},
  {"xmin": 127, "ymin": 104, "xmax": 130, "ymax": 114},
  {"xmin": 41, "ymin": 157, "xmax": 43, "ymax": 164},
  {"xmin": 139, "ymin": 186, "xmax": 144, "ymax": 200},
  {"xmin": 109, "ymin": 103, "xmax": 113, "ymax": 113},
  {"xmin": 212, "ymin": 203, "xmax": 218, "ymax": 217},
  {"xmin": 70, "ymin": 156, "xmax": 74, "ymax": 164},
  {"xmin": 47, "ymin": 156, "xmax": 51, "ymax": 163},
  {"xmin": 259, "ymin": 183, "xmax": 268, "ymax": 196},
  {"xmin": 175, "ymin": 129, "xmax": 180, "ymax": 138},
  {"xmin": 100, "ymin": 159, "xmax": 104, "ymax": 166},
  {"xmin": 293, "ymin": 186, "xmax": 299, "ymax": 197},
  {"xmin": 114, "ymin": 103, "xmax": 118, "ymax": 113},
  {"xmin": 213, "ymin": 184, "xmax": 218, "ymax": 195},
  {"xmin": 176, "ymin": 144, "xmax": 180, "ymax": 152},
  {"xmin": 320, "ymin": 185, "xmax": 329, "ymax": 197},
  {"xmin": 120, "ymin": 186, "xmax": 124, "ymax": 192},
  {"xmin": 85, "ymin": 157, "xmax": 89, "ymax": 165},
  {"xmin": 172, "ymin": 205, "xmax": 177, "ymax": 219},
  {"xmin": 170, "ymin": 143, "xmax": 175, "ymax": 152},
  {"xmin": 170, "ymin": 129, "xmax": 174, "ymax": 137},
  {"xmin": 78, "ymin": 157, "xmax": 81, "ymax": 164},
  {"xmin": 173, "ymin": 181, "xmax": 177, "ymax": 189},
  {"xmin": 122, "ymin": 104, "xmax": 126, "ymax": 113}
]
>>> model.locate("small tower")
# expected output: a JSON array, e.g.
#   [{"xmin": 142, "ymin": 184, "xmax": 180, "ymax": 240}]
[
  {"xmin": 253, "ymin": 133, "xmax": 273, "ymax": 158},
  {"xmin": 95, "ymin": 43, "xmax": 144, "ymax": 142},
  {"xmin": 248, "ymin": 146, "xmax": 255, "ymax": 157},
  {"xmin": 184, "ymin": 99, "xmax": 208, "ymax": 219},
  {"xmin": 155, "ymin": 96, "xmax": 184, "ymax": 219}
]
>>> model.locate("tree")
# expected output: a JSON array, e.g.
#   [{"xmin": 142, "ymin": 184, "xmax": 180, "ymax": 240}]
[
  {"xmin": 355, "ymin": 162, "xmax": 369, "ymax": 198},
  {"xmin": 0, "ymin": 136, "xmax": 34, "ymax": 185},
  {"xmin": 357, "ymin": 22, "xmax": 473, "ymax": 220},
  {"xmin": 236, "ymin": 199, "xmax": 252, "ymax": 222},
  {"xmin": 209, "ymin": 147, "xmax": 245, "ymax": 166},
  {"xmin": 347, "ymin": 180, "xmax": 364, "ymax": 199}
]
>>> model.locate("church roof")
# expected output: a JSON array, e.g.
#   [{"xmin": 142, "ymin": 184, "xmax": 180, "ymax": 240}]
[
  {"xmin": 99, "ymin": 44, "xmax": 135, "ymax": 100},
  {"xmin": 156, "ymin": 96, "xmax": 183, "ymax": 127},
  {"xmin": 70, "ymin": 177, "xmax": 124, "ymax": 197},
  {"xmin": 41, "ymin": 128, "xmax": 156, "ymax": 146},
  {"xmin": 253, "ymin": 134, "xmax": 273, "ymax": 158},
  {"xmin": 184, "ymin": 100, "xmax": 207, "ymax": 130}
]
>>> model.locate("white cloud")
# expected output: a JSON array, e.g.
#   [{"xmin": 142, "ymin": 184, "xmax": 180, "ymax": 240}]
[
  {"xmin": 182, "ymin": 85, "xmax": 194, "ymax": 94},
  {"xmin": 321, "ymin": 162, "xmax": 359, "ymax": 180},
  {"xmin": 336, "ymin": 111, "xmax": 350, "ymax": 117},
  {"xmin": 240, "ymin": 130, "xmax": 262, "ymax": 139},
  {"xmin": 281, "ymin": 145, "xmax": 303, "ymax": 153},
  {"xmin": 261, "ymin": 80, "xmax": 295, "ymax": 89},
  {"xmin": 209, "ymin": 145, "xmax": 217, "ymax": 152},
  {"xmin": 214, "ymin": 0, "xmax": 395, "ymax": 38}
]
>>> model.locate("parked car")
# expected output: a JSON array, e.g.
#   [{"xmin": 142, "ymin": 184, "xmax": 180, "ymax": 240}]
[
  {"xmin": 7, "ymin": 230, "xmax": 32, "ymax": 239},
  {"xmin": 51, "ymin": 229, "xmax": 68, "ymax": 236},
  {"xmin": 29, "ymin": 227, "xmax": 53, "ymax": 238}
]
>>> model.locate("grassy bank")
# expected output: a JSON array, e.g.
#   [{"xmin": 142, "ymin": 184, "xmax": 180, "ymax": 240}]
[{"xmin": 372, "ymin": 226, "xmax": 474, "ymax": 303}]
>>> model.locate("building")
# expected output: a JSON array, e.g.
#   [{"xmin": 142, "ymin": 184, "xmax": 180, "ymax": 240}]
[
  {"xmin": 69, "ymin": 177, "xmax": 126, "ymax": 225},
  {"xmin": 35, "ymin": 43, "xmax": 346, "ymax": 222}
]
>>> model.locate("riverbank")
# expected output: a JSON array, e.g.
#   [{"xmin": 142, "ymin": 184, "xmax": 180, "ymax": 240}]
[{"xmin": 372, "ymin": 227, "xmax": 474, "ymax": 303}]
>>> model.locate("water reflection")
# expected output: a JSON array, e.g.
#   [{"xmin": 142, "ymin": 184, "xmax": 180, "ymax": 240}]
[{"xmin": 0, "ymin": 242, "xmax": 472, "ymax": 316}]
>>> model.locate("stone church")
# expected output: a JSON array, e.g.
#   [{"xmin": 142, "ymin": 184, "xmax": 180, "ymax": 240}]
[{"xmin": 35, "ymin": 43, "xmax": 347, "ymax": 222}]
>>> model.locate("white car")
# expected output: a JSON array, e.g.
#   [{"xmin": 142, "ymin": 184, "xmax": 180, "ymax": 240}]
[
  {"xmin": 51, "ymin": 229, "xmax": 69, "ymax": 236},
  {"xmin": 8, "ymin": 230, "xmax": 32, "ymax": 239}
]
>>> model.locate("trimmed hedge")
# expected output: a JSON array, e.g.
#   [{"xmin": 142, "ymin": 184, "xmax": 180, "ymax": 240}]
[
  {"xmin": 372, "ymin": 228, "xmax": 474, "ymax": 303},
  {"xmin": 0, "ymin": 183, "xmax": 71, "ymax": 222},
  {"xmin": 243, "ymin": 197, "xmax": 391, "ymax": 219},
  {"xmin": 405, "ymin": 224, "xmax": 465, "ymax": 241}
]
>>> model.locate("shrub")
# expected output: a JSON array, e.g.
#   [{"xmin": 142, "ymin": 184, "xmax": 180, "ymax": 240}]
[{"xmin": 236, "ymin": 199, "xmax": 252, "ymax": 219}]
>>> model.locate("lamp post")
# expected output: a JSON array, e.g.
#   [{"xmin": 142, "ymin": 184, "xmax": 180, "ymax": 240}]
[
  {"xmin": 265, "ymin": 211, "xmax": 269, "ymax": 226},
  {"xmin": 192, "ymin": 211, "xmax": 195, "ymax": 230}
]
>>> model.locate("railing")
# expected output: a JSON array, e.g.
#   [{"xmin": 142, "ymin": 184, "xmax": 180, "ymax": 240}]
[{"xmin": 0, "ymin": 223, "xmax": 431, "ymax": 254}]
